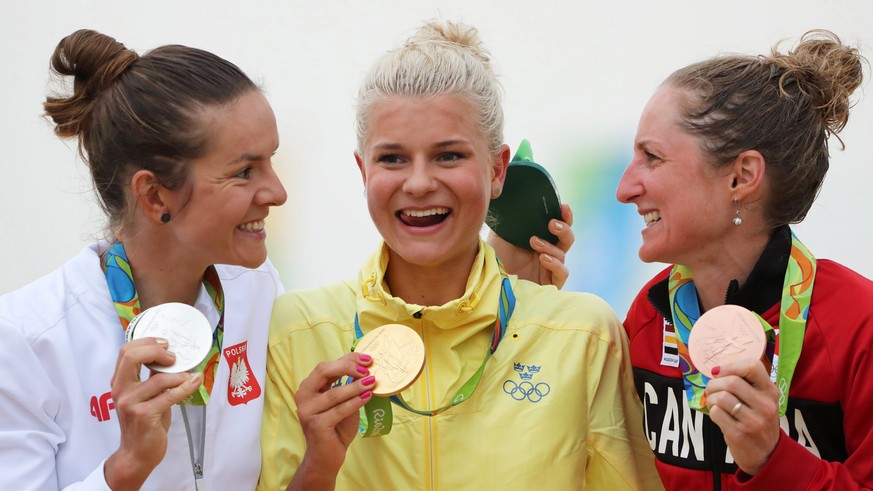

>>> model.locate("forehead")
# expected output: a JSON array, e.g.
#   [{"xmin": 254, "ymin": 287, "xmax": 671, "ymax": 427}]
[
  {"xmin": 197, "ymin": 91, "xmax": 278, "ymax": 158},
  {"xmin": 363, "ymin": 94, "xmax": 484, "ymax": 144},
  {"xmin": 636, "ymin": 86, "xmax": 699, "ymax": 149}
]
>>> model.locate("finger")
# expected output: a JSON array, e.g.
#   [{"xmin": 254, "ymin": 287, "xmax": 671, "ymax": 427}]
[
  {"xmin": 711, "ymin": 359, "xmax": 774, "ymax": 390},
  {"xmin": 298, "ymin": 375, "xmax": 377, "ymax": 425},
  {"xmin": 704, "ymin": 390, "xmax": 744, "ymax": 421},
  {"xmin": 560, "ymin": 203, "xmax": 574, "ymax": 227},
  {"xmin": 113, "ymin": 372, "xmax": 202, "ymax": 415},
  {"xmin": 549, "ymin": 218, "xmax": 575, "ymax": 255},
  {"xmin": 539, "ymin": 252, "xmax": 568, "ymax": 289},
  {"xmin": 112, "ymin": 338, "xmax": 174, "ymax": 386},
  {"xmin": 298, "ymin": 354, "xmax": 373, "ymax": 396}
]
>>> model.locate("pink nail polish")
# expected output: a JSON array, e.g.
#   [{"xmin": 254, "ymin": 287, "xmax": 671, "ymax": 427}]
[
  {"xmin": 360, "ymin": 390, "xmax": 372, "ymax": 400},
  {"xmin": 356, "ymin": 365, "xmax": 369, "ymax": 375},
  {"xmin": 361, "ymin": 376, "xmax": 376, "ymax": 386},
  {"xmin": 358, "ymin": 354, "xmax": 372, "ymax": 363}
]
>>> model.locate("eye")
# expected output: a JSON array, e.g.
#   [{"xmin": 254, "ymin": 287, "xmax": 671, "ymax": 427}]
[
  {"xmin": 235, "ymin": 167, "xmax": 252, "ymax": 179},
  {"xmin": 644, "ymin": 151, "xmax": 661, "ymax": 161},
  {"xmin": 437, "ymin": 152, "xmax": 463, "ymax": 162},
  {"xmin": 377, "ymin": 154, "xmax": 403, "ymax": 165}
]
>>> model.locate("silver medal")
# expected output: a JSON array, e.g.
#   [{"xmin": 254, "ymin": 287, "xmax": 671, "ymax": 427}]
[{"xmin": 126, "ymin": 302, "xmax": 213, "ymax": 373}]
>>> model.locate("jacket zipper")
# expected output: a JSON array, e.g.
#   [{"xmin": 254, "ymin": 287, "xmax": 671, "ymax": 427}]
[{"xmin": 413, "ymin": 310, "xmax": 436, "ymax": 491}]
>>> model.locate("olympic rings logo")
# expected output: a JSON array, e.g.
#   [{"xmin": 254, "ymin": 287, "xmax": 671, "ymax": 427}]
[{"xmin": 502, "ymin": 380, "xmax": 551, "ymax": 402}]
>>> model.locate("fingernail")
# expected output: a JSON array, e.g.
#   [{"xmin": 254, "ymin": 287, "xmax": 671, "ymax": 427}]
[
  {"xmin": 542, "ymin": 254, "xmax": 553, "ymax": 263},
  {"xmin": 358, "ymin": 354, "xmax": 372, "ymax": 363},
  {"xmin": 361, "ymin": 376, "xmax": 376, "ymax": 386},
  {"xmin": 155, "ymin": 338, "xmax": 169, "ymax": 347},
  {"xmin": 555, "ymin": 222, "xmax": 564, "ymax": 231},
  {"xmin": 356, "ymin": 365, "xmax": 369, "ymax": 376},
  {"xmin": 360, "ymin": 390, "xmax": 372, "ymax": 400},
  {"xmin": 189, "ymin": 372, "xmax": 203, "ymax": 386},
  {"xmin": 711, "ymin": 366, "xmax": 721, "ymax": 376},
  {"xmin": 534, "ymin": 238, "xmax": 545, "ymax": 248}
]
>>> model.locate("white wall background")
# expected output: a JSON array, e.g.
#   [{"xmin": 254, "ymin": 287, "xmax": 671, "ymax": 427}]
[{"xmin": 2, "ymin": 0, "xmax": 871, "ymax": 318}]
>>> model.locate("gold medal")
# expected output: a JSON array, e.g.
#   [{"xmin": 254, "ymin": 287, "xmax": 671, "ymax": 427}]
[
  {"xmin": 688, "ymin": 305, "xmax": 767, "ymax": 378},
  {"xmin": 355, "ymin": 324, "xmax": 426, "ymax": 396}
]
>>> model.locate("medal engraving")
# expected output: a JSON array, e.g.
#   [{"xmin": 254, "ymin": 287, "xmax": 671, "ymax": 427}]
[
  {"xmin": 126, "ymin": 302, "xmax": 214, "ymax": 373},
  {"xmin": 355, "ymin": 324, "xmax": 426, "ymax": 396},
  {"xmin": 688, "ymin": 305, "xmax": 766, "ymax": 378}
]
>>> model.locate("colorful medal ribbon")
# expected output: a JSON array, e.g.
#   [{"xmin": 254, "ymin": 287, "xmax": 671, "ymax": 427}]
[
  {"xmin": 352, "ymin": 260, "xmax": 516, "ymax": 437},
  {"xmin": 102, "ymin": 241, "xmax": 225, "ymax": 405},
  {"xmin": 668, "ymin": 232, "xmax": 816, "ymax": 415}
]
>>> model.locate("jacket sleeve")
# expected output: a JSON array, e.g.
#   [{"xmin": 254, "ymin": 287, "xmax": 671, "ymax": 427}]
[
  {"xmin": 256, "ymin": 300, "xmax": 308, "ymax": 491},
  {"xmin": 0, "ymin": 317, "xmax": 111, "ymax": 491},
  {"xmin": 736, "ymin": 305, "xmax": 873, "ymax": 490},
  {"xmin": 585, "ymin": 306, "xmax": 664, "ymax": 491}
]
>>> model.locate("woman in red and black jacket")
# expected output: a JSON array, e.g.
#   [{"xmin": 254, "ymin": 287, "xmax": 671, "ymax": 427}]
[{"xmin": 616, "ymin": 30, "xmax": 873, "ymax": 490}]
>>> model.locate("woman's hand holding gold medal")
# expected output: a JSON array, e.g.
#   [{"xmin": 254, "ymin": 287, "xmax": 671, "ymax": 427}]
[{"xmin": 291, "ymin": 353, "xmax": 375, "ymax": 491}]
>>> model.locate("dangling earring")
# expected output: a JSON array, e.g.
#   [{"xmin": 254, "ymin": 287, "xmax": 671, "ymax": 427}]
[
  {"xmin": 161, "ymin": 212, "xmax": 171, "ymax": 224},
  {"xmin": 732, "ymin": 199, "xmax": 743, "ymax": 226}
]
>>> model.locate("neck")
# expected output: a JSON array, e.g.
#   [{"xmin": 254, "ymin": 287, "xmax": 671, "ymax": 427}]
[
  {"xmin": 118, "ymin": 231, "xmax": 208, "ymax": 310},
  {"xmin": 683, "ymin": 228, "xmax": 771, "ymax": 312},
  {"xmin": 385, "ymin": 246, "xmax": 479, "ymax": 307}
]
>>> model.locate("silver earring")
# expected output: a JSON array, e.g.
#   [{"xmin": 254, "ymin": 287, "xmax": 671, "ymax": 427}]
[{"xmin": 733, "ymin": 200, "xmax": 743, "ymax": 226}]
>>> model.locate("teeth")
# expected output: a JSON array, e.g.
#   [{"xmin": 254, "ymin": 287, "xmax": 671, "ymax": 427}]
[
  {"xmin": 238, "ymin": 220, "xmax": 265, "ymax": 232},
  {"xmin": 644, "ymin": 211, "xmax": 661, "ymax": 226},
  {"xmin": 403, "ymin": 207, "xmax": 449, "ymax": 217}
]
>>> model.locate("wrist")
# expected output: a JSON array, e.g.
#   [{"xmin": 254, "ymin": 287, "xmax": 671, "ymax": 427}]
[
  {"xmin": 288, "ymin": 456, "xmax": 339, "ymax": 491},
  {"xmin": 104, "ymin": 449, "xmax": 152, "ymax": 491}
]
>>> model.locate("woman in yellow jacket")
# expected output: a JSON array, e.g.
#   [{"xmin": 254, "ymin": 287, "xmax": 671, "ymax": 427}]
[{"xmin": 259, "ymin": 20, "xmax": 660, "ymax": 491}]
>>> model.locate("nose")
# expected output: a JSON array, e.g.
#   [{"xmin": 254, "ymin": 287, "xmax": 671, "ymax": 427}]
[
  {"xmin": 402, "ymin": 158, "xmax": 438, "ymax": 197},
  {"xmin": 615, "ymin": 158, "xmax": 642, "ymax": 204},
  {"xmin": 260, "ymin": 164, "xmax": 288, "ymax": 207}
]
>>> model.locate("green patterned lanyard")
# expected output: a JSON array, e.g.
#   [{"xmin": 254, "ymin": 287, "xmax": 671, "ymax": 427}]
[
  {"xmin": 102, "ymin": 241, "xmax": 225, "ymax": 405},
  {"xmin": 668, "ymin": 232, "xmax": 816, "ymax": 415}
]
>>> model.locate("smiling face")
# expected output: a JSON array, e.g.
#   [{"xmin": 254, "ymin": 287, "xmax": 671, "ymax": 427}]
[
  {"xmin": 616, "ymin": 85, "xmax": 735, "ymax": 266},
  {"xmin": 356, "ymin": 94, "xmax": 507, "ymax": 273},
  {"xmin": 166, "ymin": 90, "xmax": 287, "ymax": 269}
]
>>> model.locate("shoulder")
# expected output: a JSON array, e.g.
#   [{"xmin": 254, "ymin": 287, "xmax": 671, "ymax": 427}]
[
  {"xmin": 511, "ymin": 279, "xmax": 622, "ymax": 341},
  {"xmin": 0, "ymin": 245, "xmax": 108, "ymax": 342},
  {"xmin": 623, "ymin": 266, "xmax": 671, "ymax": 338},
  {"xmin": 269, "ymin": 280, "xmax": 356, "ymax": 344},
  {"xmin": 808, "ymin": 259, "xmax": 873, "ymax": 329}
]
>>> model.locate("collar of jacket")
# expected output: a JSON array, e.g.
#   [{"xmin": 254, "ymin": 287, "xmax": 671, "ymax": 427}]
[
  {"xmin": 647, "ymin": 224, "xmax": 792, "ymax": 320},
  {"xmin": 355, "ymin": 238, "xmax": 507, "ymax": 332}
]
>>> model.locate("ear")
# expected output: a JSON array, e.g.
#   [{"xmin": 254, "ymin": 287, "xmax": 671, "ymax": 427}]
[
  {"xmin": 728, "ymin": 150, "xmax": 766, "ymax": 201},
  {"xmin": 130, "ymin": 170, "xmax": 169, "ymax": 224},
  {"xmin": 354, "ymin": 151, "xmax": 367, "ymax": 187},
  {"xmin": 490, "ymin": 144, "xmax": 511, "ymax": 190}
]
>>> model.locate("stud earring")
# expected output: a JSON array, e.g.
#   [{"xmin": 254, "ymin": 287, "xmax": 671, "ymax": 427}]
[
  {"xmin": 732, "ymin": 199, "xmax": 743, "ymax": 226},
  {"xmin": 161, "ymin": 213, "xmax": 171, "ymax": 224}
]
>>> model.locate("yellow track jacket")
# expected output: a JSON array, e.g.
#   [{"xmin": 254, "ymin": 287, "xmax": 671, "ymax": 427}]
[{"xmin": 259, "ymin": 242, "xmax": 661, "ymax": 490}]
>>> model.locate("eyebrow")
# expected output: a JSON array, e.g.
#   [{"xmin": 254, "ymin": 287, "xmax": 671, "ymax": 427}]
[
  {"xmin": 227, "ymin": 144, "xmax": 279, "ymax": 165},
  {"xmin": 371, "ymin": 139, "xmax": 471, "ymax": 151}
]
